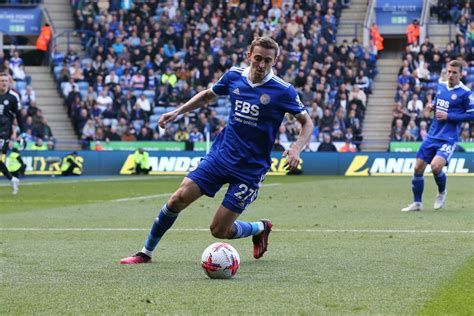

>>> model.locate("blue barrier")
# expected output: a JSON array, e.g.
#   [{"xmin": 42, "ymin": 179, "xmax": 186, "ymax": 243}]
[{"xmin": 16, "ymin": 151, "xmax": 474, "ymax": 176}]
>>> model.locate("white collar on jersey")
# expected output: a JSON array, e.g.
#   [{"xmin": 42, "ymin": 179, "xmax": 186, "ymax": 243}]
[
  {"xmin": 441, "ymin": 80, "xmax": 464, "ymax": 91},
  {"xmin": 241, "ymin": 67, "xmax": 274, "ymax": 88}
]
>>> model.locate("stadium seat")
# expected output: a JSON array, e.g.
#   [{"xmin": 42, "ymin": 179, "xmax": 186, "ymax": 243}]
[
  {"xmin": 217, "ymin": 96, "xmax": 228, "ymax": 107},
  {"xmin": 80, "ymin": 58, "xmax": 93, "ymax": 68},
  {"xmin": 133, "ymin": 90, "xmax": 143, "ymax": 98},
  {"xmin": 215, "ymin": 107, "xmax": 227, "ymax": 115},
  {"xmin": 15, "ymin": 81, "xmax": 27, "ymax": 91},
  {"xmin": 144, "ymin": 90, "xmax": 155, "ymax": 98},
  {"xmin": 149, "ymin": 122, "xmax": 157, "ymax": 130},
  {"xmin": 149, "ymin": 114, "xmax": 160, "ymax": 123},
  {"xmin": 80, "ymin": 90, "xmax": 87, "ymax": 100},
  {"xmin": 144, "ymin": 90, "xmax": 155, "ymax": 103},
  {"xmin": 54, "ymin": 66, "xmax": 62, "ymax": 80},
  {"xmin": 153, "ymin": 107, "xmax": 167, "ymax": 115},
  {"xmin": 77, "ymin": 81, "xmax": 89, "ymax": 91}
]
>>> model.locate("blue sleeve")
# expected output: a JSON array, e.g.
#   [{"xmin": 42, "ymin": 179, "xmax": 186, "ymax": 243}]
[
  {"xmin": 447, "ymin": 92, "xmax": 474, "ymax": 122},
  {"xmin": 281, "ymin": 85, "xmax": 307, "ymax": 116},
  {"xmin": 211, "ymin": 71, "xmax": 230, "ymax": 96}
]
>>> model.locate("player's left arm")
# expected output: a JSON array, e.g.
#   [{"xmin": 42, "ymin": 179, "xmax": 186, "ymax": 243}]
[
  {"xmin": 13, "ymin": 92, "xmax": 23, "ymax": 133},
  {"xmin": 436, "ymin": 92, "xmax": 474, "ymax": 122},
  {"xmin": 283, "ymin": 112, "xmax": 314, "ymax": 170}
]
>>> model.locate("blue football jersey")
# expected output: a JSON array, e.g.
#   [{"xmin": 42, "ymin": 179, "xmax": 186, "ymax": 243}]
[
  {"xmin": 430, "ymin": 81, "xmax": 474, "ymax": 142},
  {"xmin": 210, "ymin": 66, "xmax": 306, "ymax": 177}
]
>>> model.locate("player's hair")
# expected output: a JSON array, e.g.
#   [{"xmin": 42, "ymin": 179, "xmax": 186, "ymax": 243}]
[
  {"xmin": 448, "ymin": 60, "xmax": 463, "ymax": 72},
  {"xmin": 249, "ymin": 37, "xmax": 279, "ymax": 58}
]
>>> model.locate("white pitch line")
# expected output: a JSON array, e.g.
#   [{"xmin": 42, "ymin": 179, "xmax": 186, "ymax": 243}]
[
  {"xmin": 0, "ymin": 176, "xmax": 178, "ymax": 187},
  {"xmin": 0, "ymin": 228, "xmax": 473, "ymax": 234},
  {"xmin": 111, "ymin": 193, "xmax": 172, "ymax": 202},
  {"xmin": 262, "ymin": 183, "xmax": 281, "ymax": 187}
]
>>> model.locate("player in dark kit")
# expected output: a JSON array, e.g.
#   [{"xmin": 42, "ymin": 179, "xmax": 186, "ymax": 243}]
[{"xmin": 0, "ymin": 72, "xmax": 22, "ymax": 194}]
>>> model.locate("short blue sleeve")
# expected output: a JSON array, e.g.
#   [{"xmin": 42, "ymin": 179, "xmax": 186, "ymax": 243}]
[
  {"xmin": 281, "ymin": 85, "xmax": 307, "ymax": 116},
  {"xmin": 467, "ymin": 92, "xmax": 474, "ymax": 112},
  {"xmin": 211, "ymin": 72, "xmax": 230, "ymax": 96}
]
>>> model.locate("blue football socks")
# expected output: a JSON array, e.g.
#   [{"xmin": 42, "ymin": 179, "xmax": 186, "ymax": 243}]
[
  {"xmin": 412, "ymin": 173, "xmax": 424, "ymax": 203},
  {"xmin": 231, "ymin": 220, "xmax": 264, "ymax": 239},
  {"xmin": 433, "ymin": 171, "xmax": 447, "ymax": 193},
  {"xmin": 142, "ymin": 204, "xmax": 179, "ymax": 256}
]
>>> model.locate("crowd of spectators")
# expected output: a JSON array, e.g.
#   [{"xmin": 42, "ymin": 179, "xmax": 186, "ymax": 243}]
[{"xmin": 52, "ymin": 0, "xmax": 378, "ymax": 150}]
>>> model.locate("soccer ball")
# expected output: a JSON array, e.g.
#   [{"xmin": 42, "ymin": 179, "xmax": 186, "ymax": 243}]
[{"xmin": 201, "ymin": 242, "xmax": 240, "ymax": 279}]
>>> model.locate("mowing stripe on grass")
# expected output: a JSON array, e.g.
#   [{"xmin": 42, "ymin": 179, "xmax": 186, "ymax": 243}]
[
  {"xmin": 110, "ymin": 183, "xmax": 281, "ymax": 202},
  {"xmin": 416, "ymin": 256, "xmax": 474, "ymax": 315},
  {"xmin": 0, "ymin": 228, "xmax": 473, "ymax": 234}
]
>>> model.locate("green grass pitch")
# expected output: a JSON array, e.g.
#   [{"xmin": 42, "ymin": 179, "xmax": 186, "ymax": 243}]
[{"xmin": 1, "ymin": 176, "xmax": 473, "ymax": 315}]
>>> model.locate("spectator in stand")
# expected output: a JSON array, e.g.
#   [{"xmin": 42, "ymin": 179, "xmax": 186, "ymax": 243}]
[
  {"xmin": 131, "ymin": 71, "xmax": 146, "ymax": 90},
  {"xmin": 105, "ymin": 125, "xmax": 121, "ymax": 142},
  {"xmin": 136, "ymin": 93, "xmax": 152, "ymax": 115},
  {"xmin": 130, "ymin": 103, "xmax": 147, "ymax": 130},
  {"xmin": 161, "ymin": 67, "xmax": 178, "ymax": 88},
  {"xmin": 317, "ymin": 133, "xmax": 338, "ymax": 152},
  {"xmin": 174, "ymin": 125, "xmax": 189, "ymax": 142},
  {"xmin": 137, "ymin": 126, "xmax": 153, "ymax": 141},
  {"xmin": 406, "ymin": 19, "xmax": 420, "ymax": 45},
  {"xmin": 467, "ymin": 21, "xmax": 474, "ymax": 47},
  {"xmin": 35, "ymin": 23, "xmax": 52, "ymax": 65},
  {"xmin": 406, "ymin": 119, "xmax": 420, "ymax": 141},
  {"xmin": 65, "ymin": 47, "xmax": 79, "ymax": 65},
  {"xmin": 339, "ymin": 137, "xmax": 357, "ymax": 152},
  {"xmin": 105, "ymin": 69, "xmax": 120, "ymax": 87},
  {"xmin": 62, "ymin": 78, "xmax": 78, "ymax": 97},
  {"xmin": 407, "ymin": 94, "xmax": 424, "ymax": 117},
  {"xmin": 21, "ymin": 85, "xmax": 36, "ymax": 108},
  {"xmin": 9, "ymin": 50, "xmax": 23, "ymax": 69},
  {"xmin": 96, "ymin": 89, "xmax": 113, "ymax": 112},
  {"xmin": 71, "ymin": 60, "xmax": 84, "ymax": 82},
  {"xmin": 51, "ymin": 45, "xmax": 64, "ymax": 67},
  {"xmin": 418, "ymin": 121, "xmax": 429, "ymax": 141},
  {"xmin": 189, "ymin": 127, "xmax": 204, "ymax": 142},
  {"xmin": 391, "ymin": 118, "xmax": 406, "ymax": 141},
  {"xmin": 102, "ymin": 104, "xmax": 118, "ymax": 127},
  {"xmin": 81, "ymin": 119, "xmax": 96, "ymax": 147}
]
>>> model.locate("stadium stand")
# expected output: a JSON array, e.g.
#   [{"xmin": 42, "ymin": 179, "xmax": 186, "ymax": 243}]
[{"xmin": 48, "ymin": 1, "xmax": 378, "ymax": 150}]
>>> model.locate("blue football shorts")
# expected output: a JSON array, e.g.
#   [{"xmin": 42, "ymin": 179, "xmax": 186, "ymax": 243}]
[
  {"xmin": 416, "ymin": 137, "xmax": 456, "ymax": 165},
  {"xmin": 186, "ymin": 155, "xmax": 265, "ymax": 214}
]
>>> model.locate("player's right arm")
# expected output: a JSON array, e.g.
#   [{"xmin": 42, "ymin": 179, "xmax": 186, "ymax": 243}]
[
  {"xmin": 158, "ymin": 89, "xmax": 216, "ymax": 128},
  {"xmin": 159, "ymin": 70, "xmax": 232, "ymax": 128}
]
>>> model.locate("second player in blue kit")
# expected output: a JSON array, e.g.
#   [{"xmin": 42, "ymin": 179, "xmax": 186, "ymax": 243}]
[
  {"xmin": 402, "ymin": 60, "xmax": 474, "ymax": 212},
  {"xmin": 121, "ymin": 37, "xmax": 314, "ymax": 264}
]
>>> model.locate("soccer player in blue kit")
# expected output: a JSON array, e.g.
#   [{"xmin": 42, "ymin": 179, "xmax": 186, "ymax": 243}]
[
  {"xmin": 121, "ymin": 37, "xmax": 314, "ymax": 264},
  {"xmin": 402, "ymin": 60, "xmax": 474, "ymax": 212}
]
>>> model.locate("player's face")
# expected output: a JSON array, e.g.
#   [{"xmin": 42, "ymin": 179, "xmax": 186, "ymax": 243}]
[
  {"xmin": 0, "ymin": 75, "xmax": 9, "ymax": 93},
  {"xmin": 247, "ymin": 46, "xmax": 276, "ymax": 83},
  {"xmin": 446, "ymin": 65, "xmax": 461, "ymax": 87}
]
